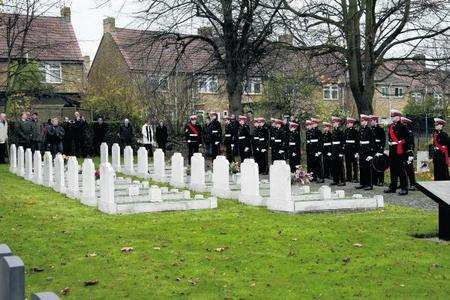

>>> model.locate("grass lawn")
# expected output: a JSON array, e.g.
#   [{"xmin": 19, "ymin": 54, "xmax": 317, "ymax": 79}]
[{"xmin": 0, "ymin": 163, "xmax": 449, "ymax": 299}]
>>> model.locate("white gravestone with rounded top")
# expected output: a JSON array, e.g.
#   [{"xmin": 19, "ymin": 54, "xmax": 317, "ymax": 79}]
[
  {"xmin": 42, "ymin": 152, "xmax": 53, "ymax": 187},
  {"xmin": 17, "ymin": 146, "xmax": 24, "ymax": 177},
  {"xmin": 81, "ymin": 159, "xmax": 96, "ymax": 206},
  {"xmin": 99, "ymin": 163, "xmax": 116, "ymax": 214},
  {"xmin": 111, "ymin": 143, "xmax": 121, "ymax": 172},
  {"xmin": 153, "ymin": 148, "xmax": 165, "ymax": 182},
  {"xmin": 24, "ymin": 148, "xmax": 33, "ymax": 180},
  {"xmin": 238, "ymin": 159, "xmax": 263, "ymax": 206},
  {"xmin": 53, "ymin": 154, "xmax": 66, "ymax": 193},
  {"xmin": 170, "ymin": 152, "xmax": 185, "ymax": 188},
  {"xmin": 9, "ymin": 144, "xmax": 17, "ymax": 174},
  {"xmin": 100, "ymin": 142, "xmax": 109, "ymax": 164},
  {"xmin": 32, "ymin": 150, "xmax": 42, "ymax": 185},
  {"xmin": 66, "ymin": 156, "xmax": 79, "ymax": 198},
  {"xmin": 189, "ymin": 153, "xmax": 206, "ymax": 192},
  {"xmin": 212, "ymin": 156, "xmax": 231, "ymax": 198},
  {"xmin": 137, "ymin": 147, "xmax": 149, "ymax": 178},
  {"xmin": 123, "ymin": 146, "xmax": 134, "ymax": 175},
  {"xmin": 267, "ymin": 160, "xmax": 293, "ymax": 212}
]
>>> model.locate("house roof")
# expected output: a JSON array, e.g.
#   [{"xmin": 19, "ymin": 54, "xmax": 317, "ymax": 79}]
[{"xmin": 0, "ymin": 13, "xmax": 83, "ymax": 62}]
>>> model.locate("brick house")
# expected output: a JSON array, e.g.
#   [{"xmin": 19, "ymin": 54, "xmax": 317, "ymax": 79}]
[{"xmin": 0, "ymin": 7, "xmax": 88, "ymax": 115}]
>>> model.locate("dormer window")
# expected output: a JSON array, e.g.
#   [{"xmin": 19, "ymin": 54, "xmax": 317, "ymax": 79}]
[{"xmin": 39, "ymin": 62, "xmax": 62, "ymax": 83}]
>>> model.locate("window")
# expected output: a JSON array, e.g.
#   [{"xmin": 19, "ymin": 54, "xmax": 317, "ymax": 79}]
[
  {"xmin": 433, "ymin": 92, "xmax": 443, "ymax": 101},
  {"xmin": 394, "ymin": 87, "xmax": 404, "ymax": 98},
  {"xmin": 148, "ymin": 75, "xmax": 168, "ymax": 91},
  {"xmin": 381, "ymin": 86, "xmax": 389, "ymax": 98},
  {"xmin": 198, "ymin": 75, "xmax": 218, "ymax": 93},
  {"xmin": 244, "ymin": 78, "xmax": 262, "ymax": 94},
  {"xmin": 323, "ymin": 84, "xmax": 339, "ymax": 100},
  {"xmin": 39, "ymin": 62, "xmax": 62, "ymax": 83},
  {"xmin": 411, "ymin": 92, "xmax": 422, "ymax": 102}
]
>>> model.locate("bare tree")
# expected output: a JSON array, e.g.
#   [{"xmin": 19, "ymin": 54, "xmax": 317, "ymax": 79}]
[
  {"xmin": 281, "ymin": 0, "xmax": 450, "ymax": 114},
  {"xmin": 132, "ymin": 0, "xmax": 285, "ymax": 114}
]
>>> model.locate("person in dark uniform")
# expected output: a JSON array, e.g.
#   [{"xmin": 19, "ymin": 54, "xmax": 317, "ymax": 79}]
[
  {"xmin": 322, "ymin": 122, "xmax": 333, "ymax": 179},
  {"xmin": 287, "ymin": 122, "xmax": 301, "ymax": 172},
  {"xmin": 30, "ymin": 112, "xmax": 43, "ymax": 153},
  {"xmin": 237, "ymin": 115, "xmax": 252, "ymax": 161},
  {"xmin": 155, "ymin": 120, "xmax": 168, "ymax": 153},
  {"xmin": 356, "ymin": 114, "xmax": 375, "ymax": 190},
  {"xmin": 331, "ymin": 116, "xmax": 346, "ymax": 186},
  {"xmin": 16, "ymin": 112, "xmax": 33, "ymax": 149},
  {"xmin": 309, "ymin": 118, "xmax": 324, "ymax": 183},
  {"xmin": 271, "ymin": 119, "xmax": 286, "ymax": 162},
  {"xmin": 402, "ymin": 117, "xmax": 416, "ymax": 190},
  {"xmin": 384, "ymin": 109, "xmax": 409, "ymax": 196},
  {"xmin": 47, "ymin": 117, "xmax": 65, "ymax": 156},
  {"xmin": 344, "ymin": 117, "xmax": 359, "ymax": 183},
  {"xmin": 184, "ymin": 115, "xmax": 202, "ymax": 164},
  {"xmin": 208, "ymin": 112, "xmax": 222, "ymax": 161},
  {"xmin": 72, "ymin": 111, "xmax": 87, "ymax": 157},
  {"xmin": 93, "ymin": 117, "xmax": 108, "ymax": 156},
  {"xmin": 119, "ymin": 118, "xmax": 135, "ymax": 149},
  {"xmin": 229, "ymin": 114, "xmax": 239, "ymax": 158},
  {"xmin": 223, "ymin": 116, "xmax": 235, "ymax": 162},
  {"xmin": 371, "ymin": 115, "xmax": 386, "ymax": 186},
  {"xmin": 305, "ymin": 120, "xmax": 313, "ymax": 176},
  {"xmin": 430, "ymin": 118, "xmax": 449, "ymax": 181},
  {"xmin": 255, "ymin": 117, "xmax": 270, "ymax": 174},
  {"xmin": 62, "ymin": 117, "xmax": 73, "ymax": 155}
]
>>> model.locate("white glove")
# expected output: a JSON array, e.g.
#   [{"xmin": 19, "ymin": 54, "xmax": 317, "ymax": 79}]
[
  {"xmin": 215, "ymin": 142, "xmax": 219, "ymax": 145},
  {"xmin": 375, "ymin": 152, "xmax": 382, "ymax": 157},
  {"xmin": 384, "ymin": 150, "xmax": 389, "ymax": 156},
  {"xmin": 315, "ymin": 153, "xmax": 319, "ymax": 157},
  {"xmin": 354, "ymin": 153, "xmax": 359, "ymax": 159},
  {"xmin": 279, "ymin": 150, "xmax": 285, "ymax": 154},
  {"xmin": 407, "ymin": 156, "xmax": 414, "ymax": 164},
  {"xmin": 339, "ymin": 154, "xmax": 344, "ymax": 158},
  {"xmin": 292, "ymin": 153, "xmax": 296, "ymax": 157},
  {"xmin": 366, "ymin": 156, "xmax": 373, "ymax": 161},
  {"xmin": 261, "ymin": 149, "xmax": 266, "ymax": 153},
  {"xmin": 231, "ymin": 144, "xmax": 234, "ymax": 148},
  {"xmin": 244, "ymin": 147, "xmax": 249, "ymax": 152},
  {"xmin": 327, "ymin": 152, "xmax": 331, "ymax": 157}
]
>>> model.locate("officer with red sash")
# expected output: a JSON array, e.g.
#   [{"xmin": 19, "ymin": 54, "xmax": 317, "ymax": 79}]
[
  {"xmin": 287, "ymin": 122, "xmax": 301, "ymax": 172},
  {"xmin": 331, "ymin": 116, "xmax": 346, "ymax": 186},
  {"xmin": 385, "ymin": 109, "xmax": 409, "ymax": 195},
  {"xmin": 431, "ymin": 118, "xmax": 449, "ymax": 181},
  {"xmin": 184, "ymin": 115, "xmax": 202, "ymax": 164},
  {"xmin": 402, "ymin": 117, "xmax": 416, "ymax": 190}
]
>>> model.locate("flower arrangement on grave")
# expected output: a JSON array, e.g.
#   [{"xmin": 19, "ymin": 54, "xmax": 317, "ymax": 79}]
[
  {"xmin": 229, "ymin": 161, "xmax": 240, "ymax": 174},
  {"xmin": 95, "ymin": 169, "xmax": 100, "ymax": 180},
  {"xmin": 293, "ymin": 165, "xmax": 313, "ymax": 185}
]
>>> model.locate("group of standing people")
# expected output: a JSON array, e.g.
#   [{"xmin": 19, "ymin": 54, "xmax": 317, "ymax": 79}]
[{"xmin": 184, "ymin": 110, "xmax": 449, "ymax": 195}]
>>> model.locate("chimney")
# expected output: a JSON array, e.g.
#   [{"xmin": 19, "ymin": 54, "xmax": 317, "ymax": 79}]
[
  {"xmin": 198, "ymin": 26, "xmax": 213, "ymax": 38},
  {"xmin": 83, "ymin": 55, "xmax": 91, "ymax": 73},
  {"xmin": 278, "ymin": 34, "xmax": 293, "ymax": 45},
  {"xmin": 61, "ymin": 6, "xmax": 71, "ymax": 22},
  {"xmin": 413, "ymin": 54, "xmax": 426, "ymax": 67},
  {"xmin": 103, "ymin": 17, "xmax": 116, "ymax": 34}
]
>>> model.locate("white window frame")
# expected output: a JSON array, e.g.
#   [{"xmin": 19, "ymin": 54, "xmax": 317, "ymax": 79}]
[
  {"xmin": 39, "ymin": 61, "xmax": 62, "ymax": 84},
  {"xmin": 323, "ymin": 84, "xmax": 339, "ymax": 100},
  {"xmin": 394, "ymin": 87, "xmax": 404, "ymax": 98},
  {"xmin": 244, "ymin": 77, "xmax": 262, "ymax": 95},
  {"xmin": 411, "ymin": 92, "xmax": 422, "ymax": 102},
  {"xmin": 198, "ymin": 75, "xmax": 218, "ymax": 94},
  {"xmin": 380, "ymin": 86, "xmax": 389, "ymax": 98},
  {"xmin": 433, "ymin": 92, "xmax": 443, "ymax": 101}
]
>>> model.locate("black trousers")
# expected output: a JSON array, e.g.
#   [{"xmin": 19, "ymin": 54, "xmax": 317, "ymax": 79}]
[
  {"xmin": 289, "ymin": 153, "xmax": 300, "ymax": 173},
  {"xmin": 187, "ymin": 143, "xmax": 199, "ymax": 164},
  {"xmin": 332, "ymin": 154, "xmax": 345, "ymax": 184},
  {"xmin": 389, "ymin": 154, "xmax": 408, "ymax": 190},
  {"xmin": 211, "ymin": 142, "xmax": 220, "ymax": 160},
  {"xmin": 405, "ymin": 158, "xmax": 416, "ymax": 187},
  {"xmin": 311, "ymin": 153, "xmax": 324, "ymax": 180},
  {"xmin": 345, "ymin": 152, "xmax": 358, "ymax": 181},
  {"xmin": 323, "ymin": 153, "xmax": 332, "ymax": 178},
  {"xmin": 306, "ymin": 152, "xmax": 312, "ymax": 174},
  {"xmin": 73, "ymin": 136, "xmax": 85, "ymax": 157},
  {"xmin": 144, "ymin": 144, "xmax": 153, "ymax": 157},
  {"xmin": 239, "ymin": 146, "xmax": 251, "ymax": 162},
  {"xmin": 255, "ymin": 150, "xmax": 268, "ymax": 174},
  {"xmin": 359, "ymin": 154, "xmax": 373, "ymax": 187},
  {"xmin": 433, "ymin": 153, "xmax": 449, "ymax": 181},
  {"xmin": 0, "ymin": 143, "xmax": 6, "ymax": 164},
  {"xmin": 157, "ymin": 142, "xmax": 167, "ymax": 153},
  {"xmin": 225, "ymin": 144, "xmax": 234, "ymax": 163}
]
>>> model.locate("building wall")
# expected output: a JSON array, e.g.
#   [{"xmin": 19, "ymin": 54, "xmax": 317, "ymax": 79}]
[{"xmin": 372, "ymin": 86, "xmax": 410, "ymax": 117}]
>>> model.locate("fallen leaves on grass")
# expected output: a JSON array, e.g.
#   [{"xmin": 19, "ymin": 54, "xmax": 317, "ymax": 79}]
[
  {"xmin": 342, "ymin": 257, "xmax": 351, "ymax": 264},
  {"xmin": 214, "ymin": 247, "xmax": 228, "ymax": 252},
  {"xmin": 121, "ymin": 247, "xmax": 134, "ymax": 253},
  {"xmin": 85, "ymin": 252, "xmax": 97, "ymax": 257},
  {"xmin": 60, "ymin": 287, "xmax": 70, "ymax": 295},
  {"xmin": 30, "ymin": 267, "xmax": 44, "ymax": 273},
  {"xmin": 84, "ymin": 279, "xmax": 99, "ymax": 286},
  {"xmin": 353, "ymin": 243, "xmax": 364, "ymax": 248},
  {"xmin": 153, "ymin": 246, "xmax": 161, "ymax": 250}
]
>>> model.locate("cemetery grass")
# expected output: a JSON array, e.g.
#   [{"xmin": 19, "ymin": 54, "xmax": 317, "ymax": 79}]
[{"xmin": 1, "ymin": 165, "xmax": 449, "ymax": 299}]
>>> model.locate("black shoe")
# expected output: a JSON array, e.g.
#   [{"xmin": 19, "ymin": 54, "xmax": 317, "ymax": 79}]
[
  {"xmin": 409, "ymin": 186, "xmax": 416, "ymax": 191},
  {"xmin": 330, "ymin": 182, "xmax": 338, "ymax": 186},
  {"xmin": 355, "ymin": 185, "xmax": 365, "ymax": 189},
  {"xmin": 398, "ymin": 189, "xmax": 408, "ymax": 196},
  {"xmin": 384, "ymin": 188, "xmax": 396, "ymax": 193},
  {"xmin": 337, "ymin": 183, "xmax": 346, "ymax": 186},
  {"xmin": 364, "ymin": 186, "xmax": 373, "ymax": 191}
]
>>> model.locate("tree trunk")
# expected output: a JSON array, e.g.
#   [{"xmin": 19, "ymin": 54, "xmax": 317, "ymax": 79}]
[{"xmin": 226, "ymin": 74, "xmax": 243, "ymax": 115}]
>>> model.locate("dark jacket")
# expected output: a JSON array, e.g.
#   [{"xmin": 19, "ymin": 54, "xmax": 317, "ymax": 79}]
[
  {"xmin": 119, "ymin": 123, "xmax": 134, "ymax": 144},
  {"xmin": 344, "ymin": 127, "xmax": 359, "ymax": 155},
  {"xmin": 358, "ymin": 125, "xmax": 375, "ymax": 156},
  {"xmin": 155, "ymin": 124, "xmax": 168, "ymax": 146},
  {"xmin": 47, "ymin": 125, "xmax": 65, "ymax": 143},
  {"xmin": 93, "ymin": 122, "xmax": 108, "ymax": 144},
  {"xmin": 16, "ymin": 119, "xmax": 33, "ymax": 144},
  {"xmin": 184, "ymin": 122, "xmax": 202, "ymax": 145},
  {"xmin": 387, "ymin": 121, "xmax": 410, "ymax": 156},
  {"xmin": 72, "ymin": 118, "xmax": 86, "ymax": 140},
  {"xmin": 372, "ymin": 125, "xmax": 386, "ymax": 154}
]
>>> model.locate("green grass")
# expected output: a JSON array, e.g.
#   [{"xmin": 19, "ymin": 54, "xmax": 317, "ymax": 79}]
[{"xmin": 0, "ymin": 164, "xmax": 449, "ymax": 299}]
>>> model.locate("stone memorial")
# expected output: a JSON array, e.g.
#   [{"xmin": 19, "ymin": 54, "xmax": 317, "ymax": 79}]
[
  {"xmin": 211, "ymin": 156, "xmax": 231, "ymax": 198},
  {"xmin": 170, "ymin": 152, "xmax": 185, "ymax": 188},
  {"xmin": 100, "ymin": 142, "xmax": 109, "ymax": 164},
  {"xmin": 238, "ymin": 159, "xmax": 263, "ymax": 206},
  {"xmin": 31, "ymin": 292, "xmax": 60, "ymax": 300},
  {"xmin": 33, "ymin": 150, "xmax": 43, "ymax": 185},
  {"xmin": 66, "ymin": 157, "xmax": 79, "ymax": 199},
  {"xmin": 111, "ymin": 143, "xmax": 121, "ymax": 172},
  {"xmin": 123, "ymin": 146, "xmax": 134, "ymax": 175},
  {"xmin": 416, "ymin": 151, "xmax": 429, "ymax": 173},
  {"xmin": 267, "ymin": 160, "xmax": 293, "ymax": 212},
  {"xmin": 0, "ymin": 255, "xmax": 25, "ymax": 300},
  {"xmin": 319, "ymin": 186, "xmax": 332, "ymax": 199},
  {"xmin": 17, "ymin": 146, "xmax": 24, "ymax": 177},
  {"xmin": 42, "ymin": 152, "xmax": 53, "ymax": 187},
  {"xmin": 81, "ymin": 159, "xmax": 97, "ymax": 206},
  {"xmin": 99, "ymin": 163, "xmax": 116, "ymax": 214},
  {"xmin": 189, "ymin": 153, "xmax": 206, "ymax": 192},
  {"xmin": 0, "ymin": 244, "xmax": 12, "ymax": 258},
  {"xmin": 53, "ymin": 154, "xmax": 66, "ymax": 193},
  {"xmin": 24, "ymin": 148, "xmax": 33, "ymax": 180},
  {"xmin": 153, "ymin": 148, "xmax": 165, "ymax": 182},
  {"xmin": 9, "ymin": 144, "xmax": 17, "ymax": 174},
  {"xmin": 137, "ymin": 147, "xmax": 149, "ymax": 178}
]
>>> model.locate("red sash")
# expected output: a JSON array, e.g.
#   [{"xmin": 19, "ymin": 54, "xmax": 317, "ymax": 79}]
[
  {"xmin": 187, "ymin": 123, "xmax": 199, "ymax": 136},
  {"xmin": 433, "ymin": 132, "xmax": 449, "ymax": 166},
  {"xmin": 388, "ymin": 124, "xmax": 404, "ymax": 155}
]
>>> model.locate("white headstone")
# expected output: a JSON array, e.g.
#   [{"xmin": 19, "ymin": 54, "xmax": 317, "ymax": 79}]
[
  {"xmin": 374, "ymin": 195, "xmax": 385, "ymax": 207},
  {"xmin": 24, "ymin": 148, "xmax": 33, "ymax": 180},
  {"xmin": 153, "ymin": 148, "xmax": 165, "ymax": 182},
  {"xmin": 81, "ymin": 159, "xmax": 96, "ymax": 206},
  {"xmin": 189, "ymin": 153, "xmax": 205, "ymax": 192},
  {"xmin": 238, "ymin": 159, "xmax": 263, "ymax": 205},
  {"xmin": 32, "ymin": 150, "xmax": 42, "ymax": 185},
  {"xmin": 149, "ymin": 185, "xmax": 162, "ymax": 202},
  {"xmin": 17, "ymin": 146, "xmax": 24, "ymax": 177},
  {"xmin": 417, "ymin": 151, "xmax": 429, "ymax": 173},
  {"xmin": 123, "ymin": 146, "xmax": 134, "ymax": 175},
  {"xmin": 267, "ymin": 160, "xmax": 293, "ymax": 212},
  {"xmin": 9, "ymin": 144, "xmax": 17, "ymax": 173},
  {"xmin": 111, "ymin": 143, "xmax": 121, "ymax": 172},
  {"xmin": 42, "ymin": 152, "xmax": 53, "ymax": 187},
  {"xmin": 319, "ymin": 186, "xmax": 332, "ymax": 199},
  {"xmin": 170, "ymin": 152, "xmax": 185, "ymax": 188},
  {"xmin": 137, "ymin": 147, "xmax": 149, "ymax": 177},
  {"xmin": 211, "ymin": 156, "xmax": 231, "ymax": 198},
  {"xmin": 100, "ymin": 142, "xmax": 109, "ymax": 164},
  {"xmin": 99, "ymin": 163, "xmax": 116, "ymax": 214},
  {"xmin": 335, "ymin": 190, "xmax": 345, "ymax": 198},
  {"xmin": 53, "ymin": 154, "xmax": 66, "ymax": 193},
  {"xmin": 66, "ymin": 157, "xmax": 79, "ymax": 198}
]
